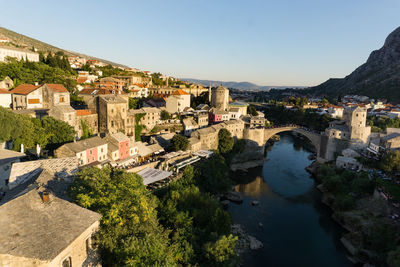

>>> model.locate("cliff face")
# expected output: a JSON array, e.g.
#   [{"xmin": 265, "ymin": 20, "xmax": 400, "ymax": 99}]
[{"xmin": 309, "ymin": 26, "xmax": 400, "ymax": 102}]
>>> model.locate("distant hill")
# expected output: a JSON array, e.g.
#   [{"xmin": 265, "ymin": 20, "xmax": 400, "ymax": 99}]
[
  {"xmin": 0, "ymin": 27, "xmax": 128, "ymax": 68},
  {"xmin": 307, "ymin": 26, "xmax": 400, "ymax": 102},
  {"xmin": 181, "ymin": 78, "xmax": 305, "ymax": 91}
]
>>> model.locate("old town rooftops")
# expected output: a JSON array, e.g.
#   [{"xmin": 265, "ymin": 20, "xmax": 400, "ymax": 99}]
[
  {"xmin": 44, "ymin": 84, "xmax": 68, "ymax": 93},
  {"xmin": 62, "ymin": 136, "xmax": 107, "ymax": 153},
  {"xmin": 171, "ymin": 89, "xmax": 190, "ymax": 95},
  {"xmin": 0, "ymin": 189, "xmax": 101, "ymax": 261},
  {"xmin": 99, "ymin": 95, "xmax": 127, "ymax": 103},
  {"xmin": 10, "ymin": 84, "xmax": 41, "ymax": 95}
]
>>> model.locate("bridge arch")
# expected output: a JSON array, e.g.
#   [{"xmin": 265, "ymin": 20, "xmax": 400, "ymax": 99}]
[{"xmin": 264, "ymin": 126, "xmax": 322, "ymax": 159}]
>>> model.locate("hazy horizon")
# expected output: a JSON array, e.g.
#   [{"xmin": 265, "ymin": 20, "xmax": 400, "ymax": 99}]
[{"xmin": 1, "ymin": 0, "xmax": 399, "ymax": 86}]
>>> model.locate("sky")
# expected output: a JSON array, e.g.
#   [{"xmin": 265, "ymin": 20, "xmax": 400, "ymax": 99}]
[{"xmin": 0, "ymin": 0, "xmax": 399, "ymax": 87}]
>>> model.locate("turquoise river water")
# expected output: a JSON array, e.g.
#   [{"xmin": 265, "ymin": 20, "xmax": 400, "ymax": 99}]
[{"xmin": 229, "ymin": 133, "xmax": 352, "ymax": 267}]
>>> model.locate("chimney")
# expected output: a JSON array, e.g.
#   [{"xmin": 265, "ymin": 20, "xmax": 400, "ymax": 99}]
[
  {"xmin": 34, "ymin": 82, "xmax": 39, "ymax": 86},
  {"xmin": 42, "ymin": 190, "xmax": 50, "ymax": 203}
]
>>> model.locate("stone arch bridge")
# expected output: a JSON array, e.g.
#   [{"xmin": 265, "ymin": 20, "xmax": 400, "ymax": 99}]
[{"xmin": 264, "ymin": 125, "xmax": 324, "ymax": 161}]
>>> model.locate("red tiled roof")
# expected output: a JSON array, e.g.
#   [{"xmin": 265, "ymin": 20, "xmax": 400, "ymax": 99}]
[
  {"xmin": 171, "ymin": 89, "xmax": 190, "ymax": 96},
  {"xmin": 76, "ymin": 109, "xmax": 95, "ymax": 116},
  {"xmin": 0, "ymin": 89, "xmax": 11, "ymax": 94},
  {"xmin": 45, "ymin": 84, "xmax": 68, "ymax": 93},
  {"xmin": 10, "ymin": 84, "xmax": 41, "ymax": 95},
  {"xmin": 77, "ymin": 77, "xmax": 88, "ymax": 84}
]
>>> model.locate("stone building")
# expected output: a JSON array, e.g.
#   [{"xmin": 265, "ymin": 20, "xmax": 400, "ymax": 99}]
[
  {"xmin": 48, "ymin": 105, "xmax": 76, "ymax": 127},
  {"xmin": 126, "ymin": 110, "xmax": 136, "ymax": 137},
  {"xmin": 325, "ymin": 106, "xmax": 371, "ymax": 144},
  {"xmin": 10, "ymin": 84, "xmax": 43, "ymax": 110},
  {"xmin": 195, "ymin": 113, "xmax": 208, "ymax": 128},
  {"xmin": 130, "ymin": 107, "xmax": 161, "ymax": 131},
  {"xmin": 41, "ymin": 84, "xmax": 70, "ymax": 109},
  {"xmin": 0, "ymin": 188, "xmax": 101, "ymax": 267},
  {"xmin": 78, "ymin": 88, "xmax": 128, "ymax": 112},
  {"xmin": 0, "ymin": 45, "xmax": 39, "ymax": 62},
  {"xmin": 111, "ymin": 74, "xmax": 151, "ymax": 87},
  {"xmin": 98, "ymin": 95, "xmax": 128, "ymax": 134},
  {"xmin": 95, "ymin": 77, "xmax": 126, "ymax": 91},
  {"xmin": 0, "ymin": 88, "xmax": 11, "ymax": 108},
  {"xmin": 211, "ymin": 85, "xmax": 229, "ymax": 111},
  {"xmin": 75, "ymin": 109, "xmax": 98, "ymax": 138},
  {"xmin": 0, "ymin": 149, "xmax": 26, "ymax": 191},
  {"xmin": 165, "ymin": 89, "xmax": 191, "ymax": 114},
  {"xmin": 54, "ymin": 136, "xmax": 108, "ymax": 166},
  {"xmin": 183, "ymin": 118, "xmax": 199, "ymax": 136}
]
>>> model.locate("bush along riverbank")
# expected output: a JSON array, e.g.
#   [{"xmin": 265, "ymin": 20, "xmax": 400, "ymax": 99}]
[{"xmin": 310, "ymin": 163, "xmax": 400, "ymax": 266}]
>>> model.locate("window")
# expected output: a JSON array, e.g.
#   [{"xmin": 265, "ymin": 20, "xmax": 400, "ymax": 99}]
[
  {"xmin": 111, "ymin": 109, "xmax": 114, "ymax": 114},
  {"xmin": 101, "ymin": 148, "xmax": 103, "ymax": 153},
  {"xmin": 90, "ymin": 150, "xmax": 92, "ymax": 155},
  {"xmin": 62, "ymin": 256, "xmax": 72, "ymax": 267},
  {"xmin": 111, "ymin": 121, "xmax": 114, "ymax": 127},
  {"xmin": 68, "ymin": 114, "xmax": 71, "ymax": 120},
  {"xmin": 59, "ymin": 96, "xmax": 65, "ymax": 103}
]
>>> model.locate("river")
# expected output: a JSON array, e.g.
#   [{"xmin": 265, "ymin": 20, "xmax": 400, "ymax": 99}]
[{"xmin": 229, "ymin": 133, "xmax": 352, "ymax": 267}]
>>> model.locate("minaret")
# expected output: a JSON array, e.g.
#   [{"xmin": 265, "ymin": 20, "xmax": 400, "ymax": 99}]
[{"xmin": 208, "ymin": 82, "xmax": 212, "ymax": 103}]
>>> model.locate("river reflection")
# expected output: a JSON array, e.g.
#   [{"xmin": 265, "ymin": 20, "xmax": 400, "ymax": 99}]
[{"xmin": 229, "ymin": 133, "xmax": 352, "ymax": 267}]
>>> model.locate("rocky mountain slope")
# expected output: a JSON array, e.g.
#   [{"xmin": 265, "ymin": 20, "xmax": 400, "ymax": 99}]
[
  {"xmin": 0, "ymin": 27, "xmax": 128, "ymax": 68},
  {"xmin": 308, "ymin": 26, "xmax": 400, "ymax": 102}
]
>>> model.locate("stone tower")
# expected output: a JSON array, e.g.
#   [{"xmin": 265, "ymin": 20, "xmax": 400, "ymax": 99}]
[
  {"xmin": 211, "ymin": 85, "xmax": 229, "ymax": 110},
  {"xmin": 343, "ymin": 106, "xmax": 371, "ymax": 143}
]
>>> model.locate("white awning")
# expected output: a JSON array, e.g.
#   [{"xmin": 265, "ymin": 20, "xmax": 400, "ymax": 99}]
[{"xmin": 137, "ymin": 168, "xmax": 172, "ymax": 185}]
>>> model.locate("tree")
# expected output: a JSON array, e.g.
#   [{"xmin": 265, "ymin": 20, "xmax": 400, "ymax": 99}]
[
  {"xmin": 218, "ymin": 129, "xmax": 234, "ymax": 154},
  {"xmin": 204, "ymin": 234, "xmax": 238, "ymax": 266},
  {"xmin": 69, "ymin": 167, "xmax": 176, "ymax": 266},
  {"xmin": 247, "ymin": 105, "xmax": 258, "ymax": 116},
  {"xmin": 381, "ymin": 151, "xmax": 400, "ymax": 173},
  {"xmin": 128, "ymin": 98, "xmax": 142, "ymax": 109},
  {"xmin": 80, "ymin": 120, "xmax": 93, "ymax": 140},
  {"xmin": 387, "ymin": 247, "xmax": 400, "ymax": 267},
  {"xmin": 171, "ymin": 134, "xmax": 189, "ymax": 151},
  {"xmin": 160, "ymin": 110, "xmax": 171, "ymax": 120}
]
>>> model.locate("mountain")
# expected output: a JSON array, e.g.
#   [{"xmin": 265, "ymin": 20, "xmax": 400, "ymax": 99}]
[
  {"xmin": 181, "ymin": 78, "xmax": 305, "ymax": 91},
  {"xmin": 0, "ymin": 27, "xmax": 128, "ymax": 68},
  {"xmin": 308, "ymin": 26, "xmax": 400, "ymax": 102}
]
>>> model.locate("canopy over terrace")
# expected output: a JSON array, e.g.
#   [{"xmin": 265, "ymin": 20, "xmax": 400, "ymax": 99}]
[{"xmin": 137, "ymin": 168, "xmax": 172, "ymax": 185}]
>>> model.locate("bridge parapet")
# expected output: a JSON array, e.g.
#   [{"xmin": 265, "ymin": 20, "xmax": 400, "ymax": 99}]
[{"xmin": 264, "ymin": 125, "xmax": 322, "ymax": 159}]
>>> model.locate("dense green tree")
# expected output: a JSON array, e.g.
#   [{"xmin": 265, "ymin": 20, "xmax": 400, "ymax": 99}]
[
  {"xmin": 381, "ymin": 151, "xmax": 400, "ymax": 173},
  {"xmin": 158, "ymin": 165, "xmax": 234, "ymax": 266},
  {"xmin": 151, "ymin": 72, "xmax": 165, "ymax": 86},
  {"xmin": 160, "ymin": 110, "xmax": 171, "ymax": 120},
  {"xmin": 204, "ymin": 234, "xmax": 238, "ymax": 266},
  {"xmin": 350, "ymin": 172, "xmax": 375, "ymax": 195},
  {"xmin": 218, "ymin": 129, "xmax": 234, "ymax": 154},
  {"xmin": 80, "ymin": 119, "xmax": 93, "ymax": 140},
  {"xmin": 196, "ymin": 154, "xmax": 231, "ymax": 194},
  {"xmin": 70, "ymin": 167, "xmax": 176, "ymax": 266},
  {"xmin": 387, "ymin": 247, "xmax": 400, "ymax": 267},
  {"xmin": 332, "ymin": 194, "xmax": 355, "ymax": 211},
  {"xmin": 247, "ymin": 105, "xmax": 258, "ymax": 116},
  {"xmin": 128, "ymin": 98, "xmax": 142, "ymax": 109},
  {"xmin": 0, "ymin": 107, "xmax": 75, "ymax": 151},
  {"xmin": 171, "ymin": 134, "xmax": 189, "ymax": 151},
  {"xmin": 0, "ymin": 59, "xmax": 76, "ymax": 92}
]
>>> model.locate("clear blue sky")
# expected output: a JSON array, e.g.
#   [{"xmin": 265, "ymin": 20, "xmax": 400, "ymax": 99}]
[{"xmin": 1, "ymin": 0, "xmax": 399, "ymax": 86}]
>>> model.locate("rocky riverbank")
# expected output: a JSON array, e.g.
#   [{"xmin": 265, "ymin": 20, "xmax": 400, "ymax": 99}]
[
  {"xmin": 310, "ymin": 162, "xmax": 397, "ymax": 266},
  {"xmin": 230, "ymin": 140, "xmax": 265, "ymax": 172},
  {"xmin": 232, "ymin": 224, "xmax": 263, "ymax": 265}
]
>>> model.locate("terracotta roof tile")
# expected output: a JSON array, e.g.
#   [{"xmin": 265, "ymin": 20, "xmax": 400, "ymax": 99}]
[
  {"xmin": 0, "ymin": 89, "xmax": 11, "ymax": 94},
  {"xmin": 10, "ymin": 84, "xmax": 40, "ymax": 95},
  {"xmin": 44, "ymin": 84, "xmax": 68, "ymax": 93},
  {"xmin": 171, "ymin": 89, "xmax": 190, "ymax": 96},
  {"xmin": 76, "ymin": 109, "xmax": 95, "ymax": 116}
]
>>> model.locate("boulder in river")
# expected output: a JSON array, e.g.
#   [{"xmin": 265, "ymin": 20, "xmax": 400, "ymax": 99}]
[
  {"xmin": 251, "ymin": 200, "xmax": 259, "ymax": 206},
  {"xmin": 225, "ymin": 191, "xmax": 243, "ymax": 203},
  {"xmin": 248, "ymin": 235, "xmax": 263, "ymax": 250}
]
